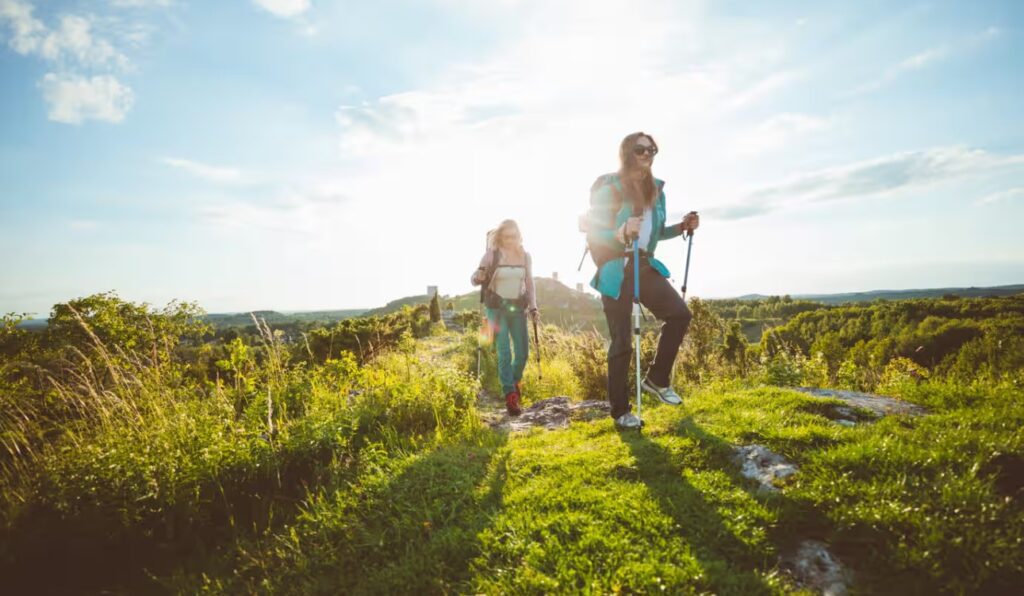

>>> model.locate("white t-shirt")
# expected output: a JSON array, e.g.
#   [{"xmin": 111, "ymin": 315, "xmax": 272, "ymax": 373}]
[
  {"xmin": 491, "ymin": 266, "xmax": 527, "ymax": 300},
  {"xmin": 638, "ymin": 207, "xmax": 653, "ymax": 249}
]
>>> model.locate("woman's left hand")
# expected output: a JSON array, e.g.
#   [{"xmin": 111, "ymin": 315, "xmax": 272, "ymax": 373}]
[{"xmin": 529, "ymin": 308, "xmax": 540, "ymax": 322}]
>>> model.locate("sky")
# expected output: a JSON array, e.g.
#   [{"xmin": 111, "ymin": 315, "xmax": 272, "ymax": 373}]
[{"xmin": 2, "ymin": 0, "xmax": 1023, "ymax": 316}]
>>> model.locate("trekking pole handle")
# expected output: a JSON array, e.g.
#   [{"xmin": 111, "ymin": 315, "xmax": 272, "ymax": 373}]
[{"xmin": 681, "ymin": 214, "xmax": 696, "ymax": 299}]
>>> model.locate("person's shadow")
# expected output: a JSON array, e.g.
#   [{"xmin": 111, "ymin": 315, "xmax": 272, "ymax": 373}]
[{"xmin": 618, "ymin": 414, "xmax": 831, "ymax": 594}]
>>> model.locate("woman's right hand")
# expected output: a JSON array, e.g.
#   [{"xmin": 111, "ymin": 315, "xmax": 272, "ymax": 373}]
[{"xmin": 616, "ymin": 217, "xmax": 642, "ymax": 243}]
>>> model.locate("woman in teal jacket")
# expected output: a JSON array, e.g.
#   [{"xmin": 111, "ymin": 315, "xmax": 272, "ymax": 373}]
[{"xmin": 585, "ymin": 132, "xmax": 700, "ymax": 429}]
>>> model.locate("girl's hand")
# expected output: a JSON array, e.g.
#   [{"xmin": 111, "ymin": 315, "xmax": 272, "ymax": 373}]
[
  {"xmin": 616, "ymin": 217, "xmax": 642, "ymax": 243},
  {"xmin": 681, "ymin": 212, "xmax": 700, "ymax": 232}
]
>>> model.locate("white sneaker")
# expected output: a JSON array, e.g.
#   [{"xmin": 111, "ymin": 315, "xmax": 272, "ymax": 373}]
[
  {"xmin": 614, "ymin": 413, "xmax": 642, "ymax": 429},
  {"xmin": 641, "ymin": 378, "xmax": 683, "ymax": 405}
]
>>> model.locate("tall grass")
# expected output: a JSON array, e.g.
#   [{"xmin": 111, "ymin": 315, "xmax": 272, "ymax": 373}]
[{"xmin": 0, "ymin": 308, "xmax": 480, "ymax": 592}]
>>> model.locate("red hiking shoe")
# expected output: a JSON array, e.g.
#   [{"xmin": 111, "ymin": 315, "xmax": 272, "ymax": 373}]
[{"xmin": 505, "ymin": 390, "xmax": 522, "ymax": 416}]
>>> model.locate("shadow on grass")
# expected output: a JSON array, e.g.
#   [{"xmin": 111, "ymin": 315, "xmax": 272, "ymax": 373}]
[
  {"xmin": 225, "ymin": 430, "xmax": 512, "ymax": 594},
  {"xmin": 618, "ymin": 416, "xmax": 834, "ymax": 595},
  {"xmin": 672, "ymin": 417, "xmax": 834, "ymax": 544},
  {"xmin": 1, "ymin": 434, "xmax": 361, "ymax": 595},
  {"xmin": 1, "ymin": 425, "xmax": 509, "ymax": 595}
]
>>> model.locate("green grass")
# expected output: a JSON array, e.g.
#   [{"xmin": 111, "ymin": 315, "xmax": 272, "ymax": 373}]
[
  {"xmin": 4, "ymin": 329, "xmax": 1022, "ymax": 594},
  {"xmin": 194, "ymin": 381, "xmax": 1021, "ymax": 594}
]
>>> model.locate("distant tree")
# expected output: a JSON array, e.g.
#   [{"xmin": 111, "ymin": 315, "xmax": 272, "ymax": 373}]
[
  {"xmin": 429, "ymin": 292, "xmax": 441, "ymax": 323},
  {"xmin": 678, "ymin": 297, "xmax": 725, "ymax": 383},
  {"xmin": 721, "ymin": 321, "xmax": 749, "ymax": 376},
  {"xmin": 40, "ymin": 292, "xmax": 209, "ymax": 380}
]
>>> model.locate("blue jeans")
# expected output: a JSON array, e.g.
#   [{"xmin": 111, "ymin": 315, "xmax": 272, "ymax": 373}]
[{"xmin": 486, "ymin": 303, "xmax": 529, "ymax": 395}]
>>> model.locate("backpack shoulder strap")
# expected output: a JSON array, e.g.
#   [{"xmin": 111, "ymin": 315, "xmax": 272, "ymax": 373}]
[
  {"xmin": 589, "ymin": 173, "xmax": 622, "ymax": 225},
  {"xmin": 590, "ymin": 173, "xmax": 620, "ymax": 194},
  {"xmin": 485, "ymin": 249, "xmax": 501, "ymax": 284},
  {"xmin": 479, "ymin": 248, "xmax": 501, "ymax": 303}
]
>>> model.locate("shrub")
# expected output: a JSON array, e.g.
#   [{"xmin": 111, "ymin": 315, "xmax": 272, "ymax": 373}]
[
  {"xmin": 876, "ymin": 356, "xmax": 929, "ymax": 397},
  {"xmin": 520, "ymin": 356, "xmax": 580, "ymax": 404}
]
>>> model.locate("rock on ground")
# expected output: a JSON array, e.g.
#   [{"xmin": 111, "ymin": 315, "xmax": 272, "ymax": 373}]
[
  {"xmin": 486, "ymin": 396, "xmax": 610, "ymax": 431},
  {"xmin": 781, "ymin": 540, "xmax": 852, "ymax": 596},
  {"xmin": 793, "ymin": 387, "xmax": 927, "ymax": 418},
  {"xmin": 733, "ymin": 444, "xmax": 798, "ymax": 492}
]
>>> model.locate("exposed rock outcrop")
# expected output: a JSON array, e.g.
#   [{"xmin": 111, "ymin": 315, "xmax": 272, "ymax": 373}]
[
  {"xmin": 733, "ymin": 444, "xmax": 798, "ymax": 492},
  {"xmin": 485, "ymin": 396, "xmax": 610, "ymax": 431}
]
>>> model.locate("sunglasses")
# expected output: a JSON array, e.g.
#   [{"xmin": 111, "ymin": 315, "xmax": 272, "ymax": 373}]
[{"xmin": 633, "ymin": 145, "xmax": 658, "ymax": 157}]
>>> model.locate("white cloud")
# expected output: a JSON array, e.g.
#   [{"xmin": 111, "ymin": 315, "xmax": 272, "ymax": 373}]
[
  {"xmin": 299, "ymin": 0, "xmax": 816, "ymax": 300},
  {"xmin": 851, "ymin": 46, "xmax": 947, "ymax": 95},
  {"xmin": 252, "ymin": 0, "xmax": 310, "ymax": 19},
  {"xmin": 46, "ymin": 14, "xmax": 129, "ymax": 68},
  {"xmin": 1, "ymin": 0, "xmax": 141, "ymax": 123},
  {"xmin": 161, "ymin": 157, "xmax": 246, "ymax": 184},
  {"xmin": 0, "ymin": 4, "xmax": 129, "ymax": 69},
  {"xmin": 709, "ymin": 146, "xmax": 1024, "ymax": 219},
  {"xmin": 109, "ymin": 0, "xmax": 174, "ymax": 7},
  {"xmin": 850, "ymin": 26, "xmax": 1001, "ymax": 96},
  {"xmin": 733, "ymin": 112, "xmax": 830, "ymax": 155},
  {"xmin": 725, "ymin": 69, "xmax": 802, "ymax": 111},
  {"xmin": 899, "ymin": 47, "xmax": 946, "ymax": 70},
  {"xmin": 39, "ymin": 73, "xmax": 134, "ymax": 124},
  {"xmin": 0, "ymin": 0, "xmax": 47, "ymax": 55},
  {"xmin": 199, "ymin": 186, "xmax": 350, "ymax": 237},
  {"xmin": 975, "ymin": 25, "xmax": 1001, "ymax": 43},
  {"xmin": 331, "ymin": 1, "xmax": 793, "ymax": 162},
  {"xmin": 977, "ymin": 187, "xmax": 1024, "ymax": 205}
]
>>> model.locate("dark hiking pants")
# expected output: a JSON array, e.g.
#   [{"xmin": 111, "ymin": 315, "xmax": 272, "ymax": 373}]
[{"xmin": 601, "ymin": 257, "xmax": 692, "ymax": 419}]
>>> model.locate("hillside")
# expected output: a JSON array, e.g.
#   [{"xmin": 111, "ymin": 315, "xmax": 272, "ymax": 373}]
[
  {"xmin": 1, "ymin": 292, "xmax": 1022, "ymax": 593},
  {"xmin": 735, "ymin": 283, "xmax": 1024, "ymax": 304},
  {"xmin": 204, "ymin": 309, "xmax": 367, "ymax": 327},
  {"xmin": 16, "ymin": 284, "xmax": 1020, "ymax": 332},
  {"xmin": 364, "ymin": 277, "xmax": 606, "ymax": 331}
]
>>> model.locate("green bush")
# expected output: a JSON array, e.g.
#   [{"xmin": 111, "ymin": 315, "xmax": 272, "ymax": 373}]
[
  {"xmin": 0, "ymin": 298, "xmax": 481, "ymax": 592},
  {"xmin": 876, "ymin": 356, "xmax": 929, "ymax": 397},
  {"xmin": 520, "ymin": 356, "xmax": 580, "ymax": 404}
]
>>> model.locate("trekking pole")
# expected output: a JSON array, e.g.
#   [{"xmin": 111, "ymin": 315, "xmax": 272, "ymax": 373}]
[
  {"xmin": 531, "ymin": 314, "xmax": 542, "ymax": 380},
  {"xmin": 477, "ymin": 300, "xmax": 484, "ymax": 380},
  {"xmin": 630, "ymin": 206, "xmax": 643, "ymax": 429},
  {"xmin": 577, "ymin": 214, "xmax": 590, "ymax": 272},
  {"xmin": 477, "ymin": 237, "xmax": 488, "ymax": 380},
  {"xmin": 680, "ymin": 211, "xmax": 697, "ymax": 300}
]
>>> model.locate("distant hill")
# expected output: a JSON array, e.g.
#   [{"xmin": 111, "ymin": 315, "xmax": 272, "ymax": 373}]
[
  {"xmin": 16, "ymin": 283, "xmax": 1022, "ymax": 331},
  {"xmin": 204, "ymin": 309, "xmax": 367, "ymax": 328},
  {"xmin": 362, "ymin": 295, "xmax": 433, "ymax": 318},
  {"xmin": 732, "ymin": 284, "xmax": 1024, "ymax": 305},
  {"xmin": 361, "ymin": 277, "xmax": 605, "ymax": 331}
]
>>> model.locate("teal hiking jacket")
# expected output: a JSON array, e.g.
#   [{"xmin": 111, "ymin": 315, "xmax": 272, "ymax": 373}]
[{"xmin": 586, "ymin": 173, "xmax": 684, "ymax": 299}]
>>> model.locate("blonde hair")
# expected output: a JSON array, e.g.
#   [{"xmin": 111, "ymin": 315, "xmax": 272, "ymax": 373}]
[{"xmin": 487, "ymin": 219, "xmax": 526, "ymax": 258}]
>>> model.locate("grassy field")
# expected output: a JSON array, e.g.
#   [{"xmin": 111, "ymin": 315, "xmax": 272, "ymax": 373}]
[
  {"xmin": 3, "ymin": 298, "xmax": 1022, "ymax": 594},
  {"xmin": 165, "ymin": 342, "xmax": 1023, "ymax": 594}
]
